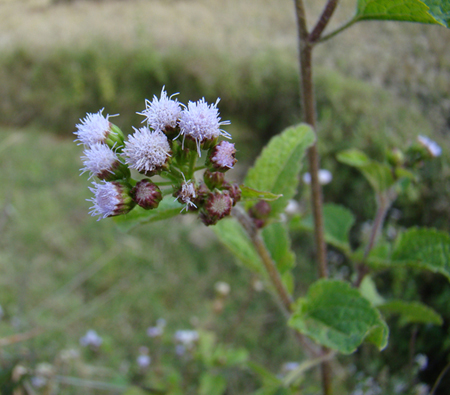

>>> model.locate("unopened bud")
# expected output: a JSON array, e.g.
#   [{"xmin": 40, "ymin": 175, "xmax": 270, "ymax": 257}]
[
  {"xmin": 204, "ymin": 170, "xmax": 225, "ymax": 190},
  {"xmin": 132, "ymin": 179, "xmax": 162, "ymax": 210},
  {"xmin": 387, "ymin": 148, "xmax": 405, "ymax": 167},
  {"xmin": 200, "ymin": 191, "xmax": 233, "ymax": 226},
  {"xmin": 248, "ymin": 200, "xmax": 271, "ymax": 228},
  {"xmin": 222, "ymin": 182, "xmax": 241, "ymax": 206}
]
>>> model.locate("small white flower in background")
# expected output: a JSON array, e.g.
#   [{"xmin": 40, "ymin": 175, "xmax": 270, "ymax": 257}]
[
  {"xmin": 60, "ymin": 348, "xmax": 80, "ymax": 361},
  {"xmin": 282, "ymin": 362, "xmax": 300, "ymax": 373},
  {"xmin": 137, "ymin": 346, "xmax": 151, "ymax": 368},
  {"xmin": 303, "ymin": 169, "xmax": 333, "ymax": 185},
  {"xmin": 214, "ymin": 281, "xmax": 231, "ymax": 297},
  {"xmin": 147, "ymin": 318, "xmax": 166, "ymax": 338},
  {"xmin": 285, "ymin": 199, "xmax": 300, "ymax": 215},
  {"xmin": 88, "ymin": 180, "xmax": 134, "ymax": 220},
  {"xmin": 80, "ymin": 329, "xmax": 103, "ymax": 348},
  {"xmin": 174, "ymin": 330, "xmax": 199, "ymax": 348},
  {"xmin": 418, "ymin": 135, "xmax": 442, "ymax": 157},
  {"xmin": 414, "ymin": 383, "xmax": 429, "ymax": 395},
  {"xmin": 253, "ymin": 279, "xmax": 264, "ymax": 292},
  {"xmin": 138, "ymin": 87, "xmax": 182, "ymax": 132},
  {"xmin": 75, "ymin": 109, "xmax": 114, "ymax": 147},
  {"xmin": 414, "ymin": 354, "xmax": 428, "ymax": 371},
  {"xmin": 123, "ymin": 127, "xmax": 171, "ymax": 175},
  {"xmin": 179, "ymin": 98, "xmax": 231, "ymax": 155},
  {"xmin": 81, "ymin": 142, "xmax": 120, "ymax": 179},
  {"xmin": 31, "ymin": 376, "xmax": 47, "ymax": 388}
]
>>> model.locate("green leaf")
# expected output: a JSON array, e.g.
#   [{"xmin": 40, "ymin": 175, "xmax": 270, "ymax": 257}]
[
  {"xmin": 240, "ymin": 185, "xmax": 283, "ymax": 202},
  {"xmin": 293, "ymin": 204, "xmax": 355, "ymax": 253},
  {"xmin": 289, "ymin": 280, "xmax": 389, "ymax": 354},
  {"xmin": 337, "ymin": 149, "xmax": 394, "ymax": 192},
  {"xmin": 379, "ymin": 300, "xmax": 443, "ymax": 326},
  {"xmin": 359, "ymin": 276, "xmax": 385, "ymax": 307},
  {"xmin": 355, "ymin": 0, "xmax": 447, "ymax": 26},
  {"xmin": 213, "ymin": 218, "xmax": 264, "ymax": 275},
  {"xmin": 114, "ymin": 195, "xmax": 183, "ymax": 232},
  {"xmin": 262, "ymin": 222, "xmax": 295, "ymax": 274},
  {"xmin": 391, "ymin": 228, "xmax": 450, "ymax": 281},
  {"xmin": 244, "ymin": 124, "xmax": 315, "ymax": 216},
  {"xmin": 199, "ymin": 373, "xmax": 227, "ymax": 395}
]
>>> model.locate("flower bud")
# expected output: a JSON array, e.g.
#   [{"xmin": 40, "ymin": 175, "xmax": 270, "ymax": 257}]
[
  {"xmin": 131, "ymin": 179, "xmax": 162, "ymax": 210},
  {"xmin": 174, "ymin": 179, "xmax": 197, "ymax": 212},
  {"xmin": 81, "ymin": 143, "xmax": 130, "ymax": 181},
  {"xmin": 200, "ymin": 191, "xmax": 233, "ymax": 226},
  {"xmin": 88, "ymin": 180, "xmax": 135, "ymax": 220},
  {"xmin": 203, "ymin": 169, "xmax": 224, "ymax": 190},
  {"xmin": 387, "ymin": 148, "xmax": 405, "ymax": 167},
  {"xmin": 248, "ymin": 200, "xmax": 271, "ymax": 228},
  {"xmin": 208, "ymin": 141, "xmax": 237, "ymax": 171}
]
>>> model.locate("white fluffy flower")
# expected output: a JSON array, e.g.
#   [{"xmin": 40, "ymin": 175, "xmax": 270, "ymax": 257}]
[
  {"xmin": 210, "ymin": 141, "xmax": 237, "ymax": 169},
  {"xmin": 174, "ymin": 330, "xmax": 199, "ymax": 347},
  {"xmin": 303, "ymin": 169, "xmax": 333, "ymax": 185},
  {"xmin": 75, "ymin": 109, "xmax": 113, "ymax": 147},
  {"xmin": 179, "ymin": 98, "xmax": 231, "ymax": 155},
  {"xmin": 138, "ymin": 87, "xmax": 182, "ymax": 131},
  {"xmin": 418, "ymin": 135, "xmax": 442, "ymax": 157},
  {"xmin": 176, "ymin": 178, "xmax": 197, "ymax": 211},
  {"xmin": 81, "ymin": 143, "xmax": 120, "ymax": 179},
  {"xmin": 123, "ymin": 127, "xmax": 171, "ymax": 174},
  {"xmin": 79, "ymin": 329, "xmax": 103, "ymax": 347},
  {"xmin": 88, "ymin": 181, "xmax": 132, "ymax": 220}
]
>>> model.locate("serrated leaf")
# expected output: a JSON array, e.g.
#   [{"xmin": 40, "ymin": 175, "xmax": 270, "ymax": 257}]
[
  {"xmin": 294, "ymin": 204, "xmax": 355, "ymax": 253},
  {"xmin": 240, "ymin": 185, "xmax": 283, "ymax": 202},
  {"xmin": 337, "ymin": 149, "xmax": 394, "ymax": 192},
  {"xmin": 391, "ymin": 228, "xmax": 450, "ymax": 281},
  {"xmin": 114, "ymin": 195, "xmax": 183, "ymax": 232},
  {"xmin": 213, "ymin": 217, "xmax": 264, "ymax": 274},
  {"xmin": 289, "ymin": 280, "xmax": 389, "ymax": 354},
  {"xmin": 379, "ymin": 300, "xmax": 443, "ymax": 326},
  {"xmin": 355, "ymin": 0, "xmax": 446, "ymax": 26},
  {"xmin": 244, "ymin": 124, "xmax": 315, "ymax": 216}
]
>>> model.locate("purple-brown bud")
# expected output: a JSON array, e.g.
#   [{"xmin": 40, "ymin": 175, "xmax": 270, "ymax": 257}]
[
  {"xmin": 131, "ymin": 179, "xmax": 162, "ymax": 210},
  {"xmin": 200, "ymin": 191, "xmax": 233, "ymax": 226},
  {"xmin": 204, "ymin": 170, "xmax": 225, "ymax": 190},
  {"xmin": 248, "ymin": 200, "xmax": 271, "ymax": 228}
]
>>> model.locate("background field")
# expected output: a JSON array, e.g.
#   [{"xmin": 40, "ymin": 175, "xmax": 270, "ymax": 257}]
[{"xmin": 1, "ymin": 0, "xmax": 450, "ymax": 394}]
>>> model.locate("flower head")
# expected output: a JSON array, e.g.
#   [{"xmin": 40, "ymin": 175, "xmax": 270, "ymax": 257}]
[
  {"xmin": 418, "ymin": 135, "xmax": 442, "ymax": 157},
  {"xmin": 123, "ymin": 127, "xmax": 171, "ymax": 175},
  {"xmin": 81, "ymin": 143, "xmax": 129, "ymax": 180},
  {"xmin": 179, "ymin": 98, "xmax": 231, "ymax": 155},
  {"xmin": 88, "ymin": 180, "xmax": 134, "ymax": 220},
  {"xmin": 200, "ymin": 191, "xmax": 233, "ymax": 225},
  {"xmin": 80, "ymin": 329, "xmax": 103, "ymax": 347},
  {"xmin": 209, "ymin": 141, "xmax": 237, "ymax": 171},
  {"xmin": 174, "ymin": 330, "xmax": 199, "ymax": 347},
  {"xmin": 75, "ymin": 109, "xmax": 120, "ymax": 147},
  {"xmin": 131, "ymin": 179, "xmax": 162, "ymax": 210},
  {"xmin": 303, "ymin": 169, "xmax": 333, "ymax": 185},
  {"xmin": 138, "ymin": 87, "xmax": 182, "ymax": 133},
  {"xmin": 175, "ymin": 178, "xmax": 197, "ymax": 211}
]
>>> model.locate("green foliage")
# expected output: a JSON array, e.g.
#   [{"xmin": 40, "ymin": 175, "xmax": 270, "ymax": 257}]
[
  {"xmin": 114, "ymin": 196, "xmax": 183, "ymax": 232},
  {"xmin": 378, "ymin": 300, "xmax": 443, "ymax": 326},
  {"xmin": 355, "ymin": 0, "xmax": 449, "ymax": 27},
  {"xmin": 244, "ymin": 124, "xmax": 315, "ymax": 216},
  {"xmin": 240, "ymin": 186, "xmax": 282, "ymax": 202},
  {"xmin": 292, "ymin": 203, "xmax": 355, "ymax": 253},
  {"xmin": 289, "ymin": 280, "xmax": 389, "ymax": 354},
  {"xmin": 337, "ymin": 149, "xmax": 394, "ymax": 193},
  {"xmin": 199, "ymin": 373, "xmax": 227, "ymax": 395},
  {"xmin": 368, "ymin": 228, "xmax": 450, "ymax": 280}
]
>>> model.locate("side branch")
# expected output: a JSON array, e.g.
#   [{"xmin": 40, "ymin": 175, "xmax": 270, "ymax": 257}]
[{"xmin": 309, "ymin": 0, "xmax": 340, "ymax": 43}]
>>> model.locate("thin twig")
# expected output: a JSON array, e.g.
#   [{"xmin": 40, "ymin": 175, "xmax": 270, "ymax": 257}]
[
  {"xmin": 430, "ymin": 359, "xmax": 450, "ymax": 395},
  {"xmin": 317, "ymin": 18, "xmax": 357, "ymax": 43},
  {"xmin": 309, "ymin": 0, "xmax": 340, "ymax": 44}
]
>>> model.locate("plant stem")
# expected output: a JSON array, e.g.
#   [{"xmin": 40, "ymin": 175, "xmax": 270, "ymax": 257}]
[
  {"xmin": 293, "ymin": 2, "xmax": 341, "ymax": 393},
  {"xmin": 317, "ymin": 18, "xmax": 357, "ymax": 43},
  {"xmin": 309, "ymin": 0, "xmax": 340, "ymax": 43},
  {"xmin": 430, "ymin": 359, "xmax": 450, "ymax": 395}
]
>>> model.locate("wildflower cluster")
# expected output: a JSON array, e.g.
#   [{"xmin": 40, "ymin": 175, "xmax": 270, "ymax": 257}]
[{"xmin": 75, "ymin": 88, "xmax": 240, "ymax": 225}]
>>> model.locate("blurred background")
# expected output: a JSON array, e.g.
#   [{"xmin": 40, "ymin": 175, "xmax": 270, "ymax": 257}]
[{"xmin": 0, "ymin": 0, "xmax": 449, "ymax": 393}]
